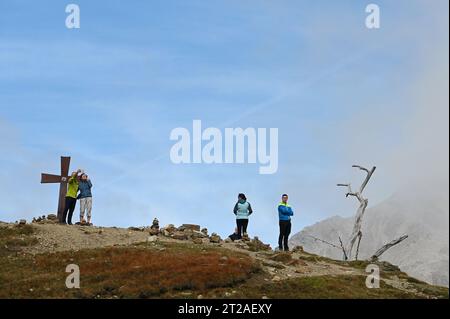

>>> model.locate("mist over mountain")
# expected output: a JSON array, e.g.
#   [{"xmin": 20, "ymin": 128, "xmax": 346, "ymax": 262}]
[
  {"xmin": 290, "ymin": 190, "xmax": 449, "ymax": 287},
  {"xmin": 290, "ymin": 3, "xmax": 449, "ymax": 288}
]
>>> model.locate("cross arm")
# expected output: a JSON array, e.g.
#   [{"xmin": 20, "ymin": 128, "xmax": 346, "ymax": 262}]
[{"xmin": 41, "ymin": 174, "xmax": 65, "ymax": 184}]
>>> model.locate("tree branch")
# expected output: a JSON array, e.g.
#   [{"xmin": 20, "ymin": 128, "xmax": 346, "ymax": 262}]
[
  {"xmin": 306, "ymin": 234, "xmax": 342, "ymax": 250},
  {"xmin": 371, "ymin": 235, "xmax": 409, "ymax": 261},
  {"xmin": 352, "ymin": 165, "xmax": 376, "ymax": 194},
  {"xmin": 337, "ymin": 183, "xmax": 352, "ymax": 196},
  {"xmin": 338, "ymin": 236, "xmax": 348, "ymax": 261}
]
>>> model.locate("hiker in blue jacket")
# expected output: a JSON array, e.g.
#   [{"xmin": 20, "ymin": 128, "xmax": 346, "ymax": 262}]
[
  {"xmin": 233, "ymin": 193, "xmax": 253, "ymax": 239},
  {"xmin": 78, "ymin": 173, "xmax": 93, "ymax": 225},
  {"xmin": 278, "ymin": 194, "xmax": 294, "ymax": 251}
]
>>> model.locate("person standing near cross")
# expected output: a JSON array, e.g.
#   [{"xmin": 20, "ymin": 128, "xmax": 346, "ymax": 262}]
[
  {"xmin": 78, "ymin": 173, "xmax": 93, "ymax": 225},
  {"xmin": 61, "ymin": 169, "xmax": 81, "ymax": 225}
]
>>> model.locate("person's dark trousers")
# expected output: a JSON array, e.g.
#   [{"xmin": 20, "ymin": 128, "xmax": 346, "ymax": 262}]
[
  {"xmin": 279, "ymin": 220, "xmax": 292, "ymax": 251},
  {"xmin": 236, "ymin": 219, "xmax": 249, "ymax": 239},
  {"xmin": 61, "ymin": 197, "xmax": 77, "ymax": 225}
]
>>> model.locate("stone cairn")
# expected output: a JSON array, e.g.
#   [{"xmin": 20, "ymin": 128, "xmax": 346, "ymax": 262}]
[
  {"xmin": 145, "ymin": 221, "xmax": 224, "ymax": 245},
  {"xmin": 158, "ymin": 223, "xmax": 216, "ymax": 244},
  {"xmin": 149, "ymin": 218, "xmax": 160, "ymax": 236},
  {"xmin": 147, "ymin": 219, "xmax": 272, "ymax": 251},
  {"xmin": 31, "ymin": 214, "xmax": 93, "ymax": 226},
  {"xmin": 31, "ymin": 214, "xmax": 59, "ymax": 225}
]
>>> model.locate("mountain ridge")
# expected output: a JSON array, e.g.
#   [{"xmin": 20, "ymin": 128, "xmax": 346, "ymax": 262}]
[{"xmin": 290, "ymin": 191, "xmax": 449, "ymax": 287}]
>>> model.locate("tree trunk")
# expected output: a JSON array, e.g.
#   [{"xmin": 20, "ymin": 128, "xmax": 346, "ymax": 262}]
[
  {"xmin": 346, "ymin": 194, "xmax": 368, "ymax": 260},
  {"xmin": 355, "ymin": 231, "xmax": 363, "ymax": 261}
]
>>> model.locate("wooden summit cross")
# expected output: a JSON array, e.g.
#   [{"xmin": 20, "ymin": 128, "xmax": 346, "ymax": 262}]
[{"xmin": 41, "ymin": 156, "xmax": 71, "ymax": 221}]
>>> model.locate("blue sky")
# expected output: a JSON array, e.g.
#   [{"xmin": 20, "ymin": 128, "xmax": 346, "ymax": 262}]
[{"xmin": 0, "ymin": 0, "xmax": 448, "ymax": 247}]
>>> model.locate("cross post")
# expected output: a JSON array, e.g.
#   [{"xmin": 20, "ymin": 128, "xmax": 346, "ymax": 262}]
[{"xmin": 41, "ymin": 156, "xmax": 71, "ymax": 222}]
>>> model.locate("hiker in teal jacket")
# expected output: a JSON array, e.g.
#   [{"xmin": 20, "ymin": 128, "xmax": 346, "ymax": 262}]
[
  {"xmin": 278, "ymin": 194, "xmax": 294, "ymax": 251},
  {"xmin": 233, "ymin": 193, "xmax": 253, "ymax": 239}
]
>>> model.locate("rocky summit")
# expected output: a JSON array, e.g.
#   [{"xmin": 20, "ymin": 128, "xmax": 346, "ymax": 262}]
[{"xmin": 0, "ymin": 218, "xmax": 448, "ymax": 299}]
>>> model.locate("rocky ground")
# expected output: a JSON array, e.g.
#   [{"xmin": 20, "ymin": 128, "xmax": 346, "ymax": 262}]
[
  {"xmin": 0, "ymin": 216, "xmax": 448, "ymax": 299},
  {"xmin": 0, "ymin": 219, "xmax": 367, "ymax": 280}
]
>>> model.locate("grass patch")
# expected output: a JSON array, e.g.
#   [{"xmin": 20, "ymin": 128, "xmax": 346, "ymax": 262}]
[
  {"xmin": 233, "ymin": 275, "xmax": 428, "ymax": 299},
  {"xmin": 297, "ymin": 251, "xmax": 341, "ymax": 265},
  {"xmin": 246, "ymin": 240, "xmax": 271, "ymax": 252},
  {"xmin": 269, "ymin": 252, "xmax": 293, "ymax": 264},
  {"xmin": 0, "ymin": 225, "xmax": 38, "ymax": 257},
  {"xmin": 409, "ymin": 282, "xmax": 449, "ymax": 299},
  {"xmin": 395, "ymin": 272, "xmax": 449, "ymax": 299},
  {"xmin": 0, "ymin": 243, "xmax": 261, "ymax": 299},
  {"xmin": 0, "ymin": 224, "xmax": 35, "ymax": 239}
]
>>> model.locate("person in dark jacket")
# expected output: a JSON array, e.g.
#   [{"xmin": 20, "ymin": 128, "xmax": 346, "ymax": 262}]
[
  {"xmin": 278, "ymin": 194, "xmax": 294, "ymax": 251},
  {"xmin": 233, "ymin": 193, "xmax": 253, "ymax": 239}
]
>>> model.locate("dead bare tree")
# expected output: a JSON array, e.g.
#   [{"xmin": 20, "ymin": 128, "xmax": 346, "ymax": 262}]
[
  {"xmin": 306, "ymin": 165, "xmax": 408, "ymax": 264},
  {"xmin": 371, "ymin": 235, "xmax": 409, "ymax": 261},
  {"xmin": 337, "ymin": 165, "xmax": 376, "ymax": 260}
]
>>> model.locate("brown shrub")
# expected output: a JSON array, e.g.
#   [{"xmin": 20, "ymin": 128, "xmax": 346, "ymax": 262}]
[{"xmin": 10, "ymin": 245, "xmax": 261, "ymax": 298}]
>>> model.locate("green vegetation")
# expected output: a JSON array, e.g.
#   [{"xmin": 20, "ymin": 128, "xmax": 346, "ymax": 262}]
[
  {"xmin": 0, "ymin": 224, "xmax": 38, "ymax": 257},
  {"xmin": 231, "ymin": 275, "xmax": 424, "ymax": 299}
]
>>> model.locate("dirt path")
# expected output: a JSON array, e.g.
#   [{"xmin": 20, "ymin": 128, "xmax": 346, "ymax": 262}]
[{"xmin": 23, "ymin": 223, "xmax": 150, "ymax": 254}]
